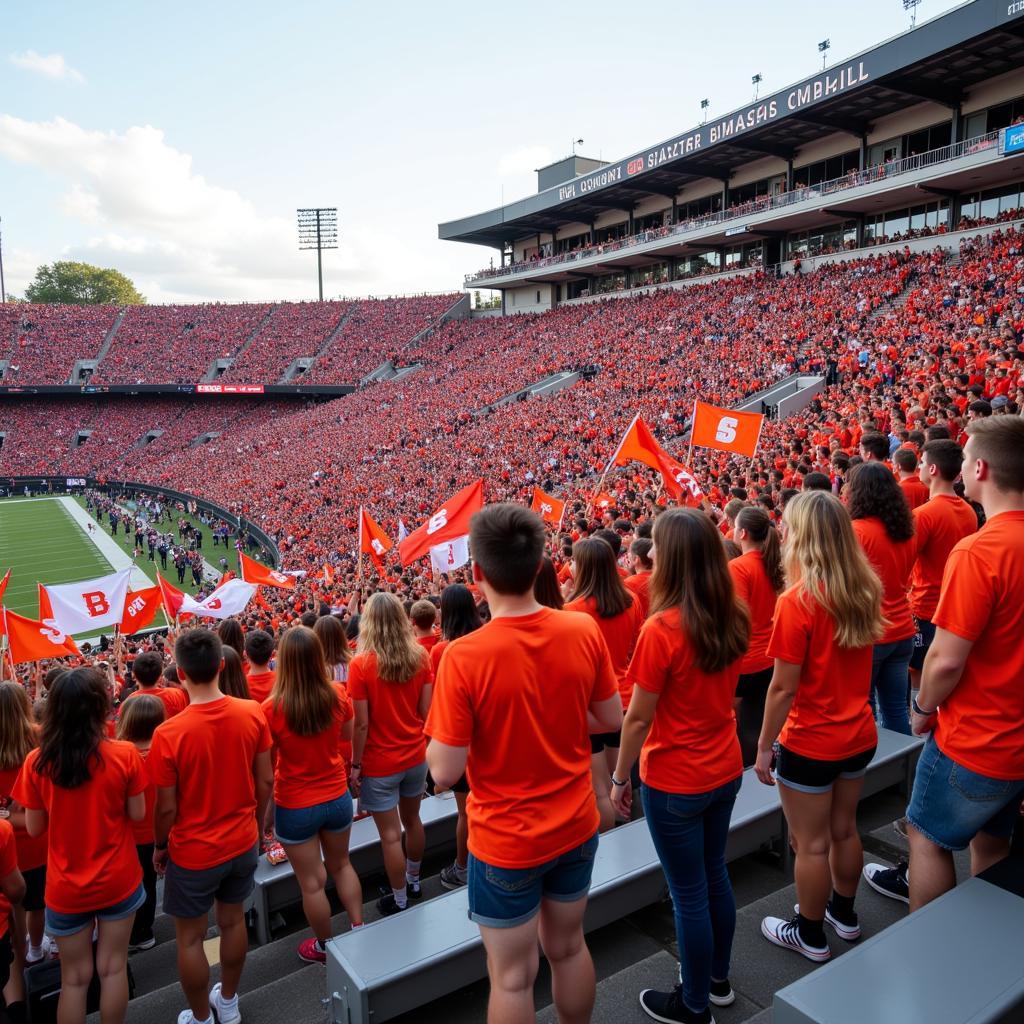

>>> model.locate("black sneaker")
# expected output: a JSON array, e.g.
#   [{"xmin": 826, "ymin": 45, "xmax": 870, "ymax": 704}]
[
  {"xmin": 708, "ymin": 979, "xmax": 734, "ymax": 1007},
  {"xmin": 376, "ymin": 893, "xmax": 407, "ymax": 916},
  {"xmin": 639, "ymin": 988, "xmax": 714, "ymax": 1024},
  {"xmin": 406, "ymin": 880, "xmax": 423, "ymax": 902},
  {"xmin": 862, "ymin": 861, "xmax": 909, "ymax": 904},
  {"xmin": 129, "ymin": 934, "xmax": 156, "ymax": 953},
  {"xmin": 760, "ymin": 915, "xmax": 831, "ymax": 962}
]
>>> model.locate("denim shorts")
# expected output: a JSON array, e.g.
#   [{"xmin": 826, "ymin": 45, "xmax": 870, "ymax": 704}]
[
  {"xmin": 275, "ymin": 791, "xmax": 353, "ymax": 845},
  {"xmin": 907, "ymin": 735, "xmax": 1024, "ymax": 851},
  {"xmin": 467, "ymin": 832, "xmax": 599, "ymax": 929},
  {"xmin": 358, "ymin": 762, "xmax": 428, "ymax": 813},
  {"xmin": 46, "ymin": 882, "xmax": 147, "ymax": 937}
]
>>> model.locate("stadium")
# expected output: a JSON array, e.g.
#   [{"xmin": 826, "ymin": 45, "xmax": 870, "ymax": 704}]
[{"xmin": 0, "ymin": 1, "xmax": 1023, "ymax": 1022}]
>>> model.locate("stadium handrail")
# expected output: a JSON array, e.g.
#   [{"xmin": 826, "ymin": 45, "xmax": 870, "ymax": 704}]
[
  {"xmin": 465, "ymin": 130, "xmax": 1001, "ymax": 284},
  {"xmin": 0, "ymin": 476, "xmax": 282, "ymax": 568}
]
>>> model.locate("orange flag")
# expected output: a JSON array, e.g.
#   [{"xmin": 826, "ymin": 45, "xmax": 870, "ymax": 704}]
[
  {"xmin": 156, "ymin": 571, "xmax": 189, "ymax": 622},
  {"xmin": 609, "ymin": 414, "xmax": 663, "ymax": 473},
  {"xmin": 530, "ymin": 488, "xmax": 565, "ymax": 526},
  {"xmin": 218, "ymin": 571, "xmax": 236, "ymax": 587},
  {"xmin": 359, "ymin": 508, "xmax": 393, "ymax": 570},
  {"xmin": 3, "ymin": 608, "xmax": 81, "ymax": 664},
  {"xmin": 398, "ymin": 480, "xmax": 484, "ymax": 566},
  {"xmin": 592, "ymin": 492, "xmax": 617, "ymax": 511},
  {"xmin": 120, "ymin": 587, "xmax": 163, "ymax": 633},
  {"xmin": 239, "ymin": 551, "xmax": 296, "ymax": 590},
  {"xmin": 689, "ymin": 400, "xmax": 764, "ymax": 458},
  {"xmin": 655, "ymin": 449, "xmax": 705, "ymax": 506},
  {"xmin": 0, "ymin": 570, "xmax": 9, "ymax": 604},
  {"xmin": 323, "ymin": 563, "xmax": 334, "ymax": 586},
  {"xmin": 38, "ymin": 583, "xmax": 54, "ymax": 621}
]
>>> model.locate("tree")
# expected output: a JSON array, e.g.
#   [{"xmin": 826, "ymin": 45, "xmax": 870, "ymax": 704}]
[{"xmin": 24, "ymin": 261, "xmax": 146, "ymax": 305}]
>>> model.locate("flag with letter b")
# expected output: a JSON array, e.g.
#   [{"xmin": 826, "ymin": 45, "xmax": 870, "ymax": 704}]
[{"xmin": 689, "ymin": 400, "xmax": 764, "ymax": 458}]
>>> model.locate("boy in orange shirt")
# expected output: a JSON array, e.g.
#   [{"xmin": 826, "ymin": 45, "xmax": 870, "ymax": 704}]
[
  {"xmin": 903, "ymin": 418, "xmax": 1024, "ymax": 911},
  {"xmin": 151, "ymin": 629, "xmax": 274, "ymax": 1024},
  {"xmin": 426, "ymin": 504, "xmax": 622, "ymax": 1024},
  {"xmin": 409, "ymin": 599, "xmax": 439, "ymax": 653},
  {"xmin": 243, "ymin": 630, "xmax": 276, "ymax": 703}
]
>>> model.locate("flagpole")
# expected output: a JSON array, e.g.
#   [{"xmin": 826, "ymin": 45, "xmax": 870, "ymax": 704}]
[
  {"xmin": 357, "ymin": 507, "xmax": 364, "ymax": 591},
  {"xmin": 589, "ymin": 412, "xmax": 642, "ymax": 518},
  {"xmin": 686, "ymin": 398, "xmax": 698, "ymax": 467}
]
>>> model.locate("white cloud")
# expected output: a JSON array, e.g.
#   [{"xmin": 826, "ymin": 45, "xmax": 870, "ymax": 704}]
[
  {"xmin": 0, "ymin": 115, "xmax": 373, "ymax": 302},
  {"xmin": 8, "ymin": 50, "xmax": 84, "ymax": 83}
]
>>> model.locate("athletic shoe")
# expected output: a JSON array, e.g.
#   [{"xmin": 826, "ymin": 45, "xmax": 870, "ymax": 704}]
[
  {"xmin": 406, "ymin": 880, "xmax": 423, "ymax": 902},
  {"xmin": 128, "ymin": 934, "xmax": 156, "ymax": 953},
  {"xmin": 297, "ymin": 938, "xmax": 327, "ymax": 964},
  {"xmin": 439, "ymin": 862, "xmax": 467, "ymax": 891},
  {"xmin": 176, "ymin": 1012, "xmax": 213, "ymax": 1024},
  {"xmin": 376, "ymin": 893, "xmax": 407, "ymax": 916},
  {"xmin": 794, "ymin": 902, "xmax": 861, "ymax": 942},
  {"xmin": 708, "ymin": 979, "xmax": 735, "ymax": 1007},
  {"xmin": 25, "ymin": 935, "xmax": 55, "ymax": 964},
  {"xmin": 863, "ymin": 861, "xmax": 909, "ymax": 904},
  {"xmin": 893, "ymin": 817, "xmax": 909, "ymax": 839},
  {"xmin": 639, "ymin": 988, "xmax": 714, "ymax": 1023},
  {"xmin": 760, "ymin": 916, "xmax": 831, "ymax": 962},
  {"xmin": 210, "ymin": 982, "xmax": 242, "ymax": 1024}
]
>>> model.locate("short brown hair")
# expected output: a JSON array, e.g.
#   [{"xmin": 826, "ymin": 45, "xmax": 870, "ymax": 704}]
[
  {"xmin": 921, "ymin": 439, "xmax": 964, "ymax": 482},
  {"xmin": 966, "ymin": 417, "xmax": 1024, "ymax": 491},
  {"xmin": 470, "ymin": 504, "xmax": 545, "ymax": 595},
  {"xmin": 409, "ymin": 600, "xmax": 438, "ymax": 629},
  {"xmin": 893, "ymin": 447, "xmax": 917, "ymax": 472}
]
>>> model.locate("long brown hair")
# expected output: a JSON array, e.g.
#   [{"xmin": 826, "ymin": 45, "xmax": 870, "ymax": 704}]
[
  {"xmin": 116, "ymin": 694, "xmax": 165, "ymax": 744},
  {"xmin": 358, "ymin": 593, "xmax": 428, "ymax": 683},
  {"xmin": 571, "ymin": 537, "xmax": 633, "ymax": 618},
  {"xmin": 271, "ymin": 626, "xmax": 337, "ymax": 735},
  {"xmin": 0, "ymin": 682, "xmax": 37, "ymax": 772},
  {"xmin": 735, "ymin": 506, "xmax": 785, "ymax": 593},
  {"xmin": 313, "ymin": 614, "xmax": 352, "ymax": 670},
  {"xmin": 219, "ymin": 647, "xmax": 252, "ymax": 700},
  {"xmin": 533, "ymin": 556, "xmax": 564, "ymax": 610},
  {"xmin": 649, "ymin": 509, "xmax": 750, "ymax": 672}
]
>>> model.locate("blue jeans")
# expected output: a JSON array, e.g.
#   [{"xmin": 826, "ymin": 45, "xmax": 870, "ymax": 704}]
[
  {"xmin": 870, "ymin": 637, "xmax": 914, "ymax": 735},
  {"xmin": 642, "ymin": 777, "xmax": 741, "ymax": 1014}
]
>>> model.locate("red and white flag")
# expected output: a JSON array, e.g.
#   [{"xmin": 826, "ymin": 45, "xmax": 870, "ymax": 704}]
[
  {"xmin": 399, "ymin": 480, "xmax": 484, "ymax": 567},
  {"xmin": 3, "ymin": 608, "xmax": 81, "ymax": 664},
  {"xmin": 655, "ymin": 449, "xmax": 705, "ymax": 506},
  {"xmin": 359, "ymin": 508, "xmax": 393, "ymax": 570},
  {"xmin": 239, "ymin": 551, "xmax": 296, "ymax": 590},
  {"xmin": 530, "ymin": 488, "xmax": 565, "ymax": 526},
  {"xmin": 45, "ymin": 569, "xmax": 131, "ymax": 635},
  {"xmin": 690, "ymin": 400, "xmax": 764, "ymax": 458},
  {"xmin": 179, "ymin": 578, "xmax": 256, "ymax": 620},
  {"xmin": 430, "ymin": 537, "xmax": 471, "ymax": 574},
  {"xmin": 156, "ymin": 571, "xmax": 188, "ymax": 622},
  {"xmin": 120, "ymin": 587, "xmax": 164, "ymax": 633}
]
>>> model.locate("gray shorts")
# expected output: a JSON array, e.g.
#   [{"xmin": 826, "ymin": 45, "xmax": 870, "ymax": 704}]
[
  {"xmin": 163, "ymin": 843, "xmax": 259, "ymax": 919},
  {"xmin": 359, "ymin": 762, "xmax": 428, "ymax": 813}
]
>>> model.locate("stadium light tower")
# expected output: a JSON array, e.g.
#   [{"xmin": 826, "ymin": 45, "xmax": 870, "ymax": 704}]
[
  {"xmin": 903, "ymin": 0, "xmax": 922, "ymax": 28},
  {"xmin": 818, "ymin": 39, "xmax": 831, "ymax": 69},
  {"xmin": 297, "ymin": 207, "xmax": 338, "ymax": 302},
  {"xmin": 0, "ymin": 216, "xmax": 5, "ymax": 303},
  {"xmin": 571, "ymin": 137, "xmax": 584, "ymax": 155},
  {"xmin": 700, "ymin": 98, "xmax": 710, "ymax": 124},
  {"xmin": 751, "ymin": 73, "xmax": 763, "ymax": 100}
]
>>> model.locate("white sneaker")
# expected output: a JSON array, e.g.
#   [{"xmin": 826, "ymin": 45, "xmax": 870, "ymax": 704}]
[
  {"xmin": 761, "ymin": 915, "xmax": 831, "ymax": 962},
  {"xmin": 794, "ymin": 902, "xmax": 861, "ymax": 942},
  {"xmin": 177, "ymin": 1013, "xmax": 213, "ymax": 1024},
  {"xmin": 210, "ymin": 982, "xmax": 242, "ymax": 1024},
  {"xmin": 25, "ymin": 934, "xmax": 55, "ymax": 965}
]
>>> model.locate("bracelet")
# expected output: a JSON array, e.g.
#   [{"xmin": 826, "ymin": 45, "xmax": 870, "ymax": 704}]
[
  {"xmin": 912, "ymin": 697, "xmax": 936, "ymax": 717},
  {"xmin": 610, "ymin": 775, "xmax": 629, "ymax": 787}
]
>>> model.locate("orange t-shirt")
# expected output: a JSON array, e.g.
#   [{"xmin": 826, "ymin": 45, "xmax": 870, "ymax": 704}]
[
  {"xmin": 247, "ymin": 669, "xmax": 277, "ymax": 703},
  {"xmin": 347, "ymin": 651, "xmax": 431, "ymax": 777},
  {"xmin": 624, "ymin": 572, "xmax": 652, "ymax": 619},
  {"xmin": 261, "ymin": 684, "xmax": 353, "ymax": 808},
  {"xmin": 122, "ymin": 685, "xmax": 188, "ymax": 719},
  {"xmin": 416, "ymin": 635, "xmax": 439, "ymax": 654},
  {"xmin": 626, "ymin": 608, "xmax": 743, "ymax": 794},
  {"xmin": 933, "ymin": 511, "xmax": 1024, "ymax": 779},
  {"xmin": 767, "ymin": 584, "xmax": 877, "ymax": 760},
  {"xmin": 565, "ymin": 594, "xmax": 642, "ymax": 706},
  {"xmin": 0, "ymin": 762, "xmax": 47, "ymax": 871},
  {"xmin": 131, "ymin": 750, "xmax": 156, "ymax": 846},
  {"xmin": 425, "ymin": 607, "xmax": 617, "ymax": 869},
  {"xmin": 14, "ymin": 741, "xmax": 146, "ymax": 914},
  {"xmin": 909, "ymin": 495, "xmax": 977, "ymax": 621},
  {"xmin": 0, "ymin": 820, "xmax": 17, "ymax": 938},
  {"xmin": 852, "ymin": 517, "xmax": 916, "ymax": 643},
  {"xmin": 149, "ymin": 696, "xmax": 272, "ymax": 870},
  {"xmin": 729, "ymin": 550, "xmax": 778, "ymax": 674},
  {"xmin": 430, "ymin": 639, "xmax": 449, "ymax": 678},
  {"xmin": 899, "ymin": 476, "xmax": 931, "ymax": 511}
]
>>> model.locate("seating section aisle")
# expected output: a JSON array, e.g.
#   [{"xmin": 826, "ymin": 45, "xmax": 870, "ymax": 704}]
[{"xmin": 0, "ymin": 302, "xmax": 119, "ymax": 383}]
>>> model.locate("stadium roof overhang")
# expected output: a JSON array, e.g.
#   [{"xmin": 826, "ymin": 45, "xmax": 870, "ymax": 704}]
[{"xmin": 439, "ymin": 0, "xmax": 1024, "ymax": 250}]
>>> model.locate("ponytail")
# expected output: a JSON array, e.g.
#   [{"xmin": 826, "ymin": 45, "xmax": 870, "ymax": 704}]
[{"xmin": 736, "ymin": 506, "xmax": 785, "ymax": 593}]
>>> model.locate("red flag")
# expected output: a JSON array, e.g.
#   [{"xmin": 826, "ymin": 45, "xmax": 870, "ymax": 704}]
[
  {"xmin": 120, "ymin": 587, "xmax": 163, "ymax": 633},
  {"xmin": 592, "ymin": 492, "xmax": 617, "ymax": 512},
  {"xmin": 399, "ymin": 480, "xmax": 484, "ymax": 566},
  {"xmin": 3, "ymin": 608, "xmax": 81, "ymax": 664},
  {"xmin": 156, "ymin": 571, "xmax": 187, "ymax": 621},
  {"xmin": 38, "ymin": 583, "xmax": 54, "ymax": 621},
  {"xmin": 610, "ymin": 415, "xmax": 707, "ymax": 504},
  {"xmin": 240, "ymin": 551, "xmax": 296, "ymax": 590},
  {"xmin": 609, "ymin": 414, "xmax": 663, "ymax": 473},
  {"xmin": 655, "ymin": 449, "xmax": 705, "ymax": 506},
  {"xmin": 323, "ymin": 563, "xmax": 334, "ymax": 586},
  {"xmin": 0, "ymin": 570, "xmax": 9, "ymax": 604},
  {"xmin": 530, "ymin": 488, "xmax": 565, "ymax": 526},
  {"xmin": 690, "ymin": 400, "xmax": 764, "ymax": 458},
  {"xmin": 359, "ymin": 508, "xmax": 393, "ymax": 570},
  {"xmin": 218, "ymin": 570, "xmax": 236, "ymax": 587}
]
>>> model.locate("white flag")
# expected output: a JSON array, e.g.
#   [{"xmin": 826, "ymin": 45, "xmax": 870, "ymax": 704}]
[
  {"xmin": 429, "ymin": 535, "xmax": 470, "ymax": 574},
  {"xmin": 46, "ymin": 569, "xmax": 132, "ymax": 634},
  {"xmin": 179, "ymin": 579, "xmax": 256, "ymax": 619},
  {"xmin": 397, "ymin": 519, "xmax": 409, "ymax": 542}
]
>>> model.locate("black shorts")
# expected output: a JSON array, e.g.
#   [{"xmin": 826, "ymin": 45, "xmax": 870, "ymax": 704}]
[
  {"xmin": 426, "ymin": 771, "xmax": 470, "ymax": 796},
  {"xmin": 22, "ymin": 864, "xmax": 46, "ymax": 913},
  {"xmin": 736, "ymin": 666, "xmax": 773, "ymax": 701},
  {"xmin": 163, "ymin": 843, "xmax": 258, "ymax": 919},
  {"xmin": 591, "ymin": 730, "xmax": 621, "ymax": 754},
  {"xmin": 776, "ymin": 745, "xmax": 876, "ymax": 794},
  {"xmin": 909, "ymin": 617, "xmax": 937, "ymax": 671}
]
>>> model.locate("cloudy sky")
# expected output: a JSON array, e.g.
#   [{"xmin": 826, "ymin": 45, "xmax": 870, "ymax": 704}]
[{"xmin": 1, "ymin": 0, "xmax": 963, "ymax": 304}]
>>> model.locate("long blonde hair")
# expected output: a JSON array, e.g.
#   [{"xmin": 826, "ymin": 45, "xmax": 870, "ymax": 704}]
[
  {"xmin": 358, "ymin": 593, "xmax": 428, "ymax": 683},
  {"xmin": 0, "ymin": 682, "xmax": 37, "ymax": 772},
  {"xmin": 783, "ymin": 491, "xmax": 885, "ymax": 649},
  {"xmin": 272, "ymin": 626, "xmax": 337, "ymax": 736}
]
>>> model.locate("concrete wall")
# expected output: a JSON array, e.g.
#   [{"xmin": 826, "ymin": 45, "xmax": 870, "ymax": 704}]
[
  {"xmin": 962, "ymin": 68, "xmax": 1024, "ymax": 115},
  {"xmin": 505, "ymin": 284, "xmax": 555, "ymax": 315}
]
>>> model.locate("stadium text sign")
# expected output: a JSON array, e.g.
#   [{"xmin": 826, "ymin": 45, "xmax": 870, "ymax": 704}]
[
  {"xmin": 556, "ymin": 63, "xmax": 870, "ymax": 203},
  {"xmin": 196, "ymin": 384, "xmax": 266, "ymax": 394}
]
